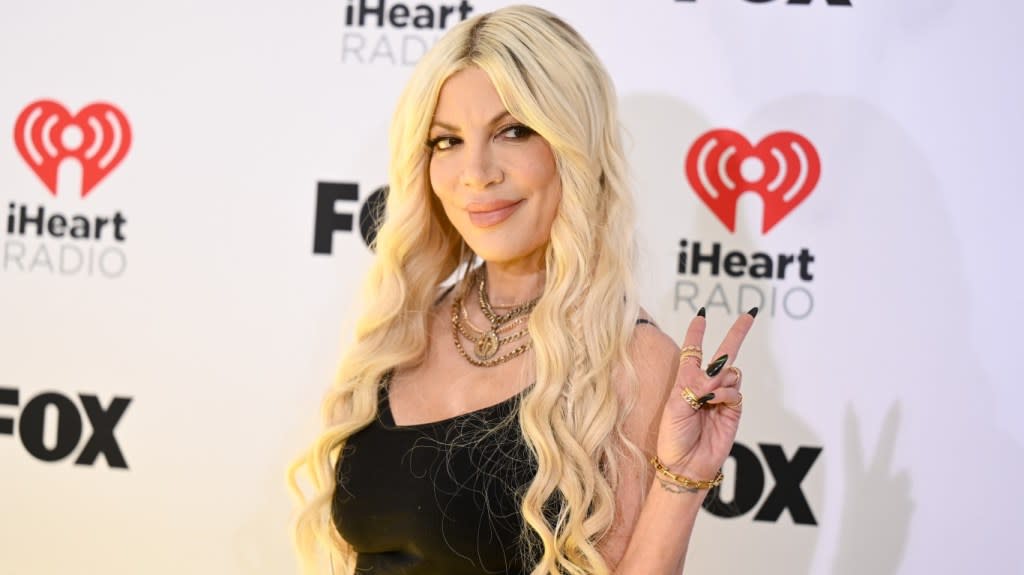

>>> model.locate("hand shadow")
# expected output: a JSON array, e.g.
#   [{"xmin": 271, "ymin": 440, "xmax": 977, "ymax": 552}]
[{"xmin": 833, "ymin": 404, "xmax": 913, "ymax": 575}]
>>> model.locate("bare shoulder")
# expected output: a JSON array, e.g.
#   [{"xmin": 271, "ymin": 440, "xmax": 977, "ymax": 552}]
[
  {"xmin": 630, "ymin": 308, "xmax": 679, "ymax": 386},
  {"xmin": 620, "ymin": 308, "xmax": 680, "ymax": 447}
]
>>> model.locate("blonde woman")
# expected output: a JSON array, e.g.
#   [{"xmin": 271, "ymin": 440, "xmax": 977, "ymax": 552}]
[{"xmin": 290, "ymin": 5, "xmax": 755, "ymax": 574}]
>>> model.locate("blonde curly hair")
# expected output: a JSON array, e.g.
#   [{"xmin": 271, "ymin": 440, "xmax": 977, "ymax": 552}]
[{"xmin": 289, "ymin": 5, "xmax": 644, "ymax": 574}]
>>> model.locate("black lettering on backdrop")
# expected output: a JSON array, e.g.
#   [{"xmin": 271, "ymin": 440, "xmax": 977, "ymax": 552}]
[
  {"xmin": 0, "ymin": 388, "xmax": 132, "ymax": 469},
  {"xmin": 702, "ymin": 441, "xmax": 822, "ymax": 525},
  {"xmin": 312, "ymin": 181, "xmax": 388, "ymax": 254},
  {"xmin": 0, "ymin": 387, "xmax": 19, "ymax": 434},
  {"xmin": 345, "ymin": 0, "xmax": 474, "ymax": 29},
  {"xmin": 753, "ymin": 444, "xmax": 822, "ymax": 524},
  {"xmin": 674, "ymin": 237, "xmax": 817, "ymax": 320},
  {"xmin": 677, "ymin": 240, "xmax": 815, "ymax": 281},
  {"xmin": 19, "ymin": 392, "xmax": 83, "ymax": 461},
  {"xmin": 75, "ymin": 395, "xmax": 132, "ymax": 467},
  {"xmin": 6, "ymin": 203, "xmax": 127, "ymax": 241},
  {"xmin": 313, "ymin": 181, "xmax": 358, "ymax": 254}
]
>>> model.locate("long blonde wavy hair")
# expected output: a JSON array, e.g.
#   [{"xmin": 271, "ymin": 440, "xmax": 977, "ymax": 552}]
[{"xmin": 289, "ymin": 5, "xmax": 644, "ymax": 574}]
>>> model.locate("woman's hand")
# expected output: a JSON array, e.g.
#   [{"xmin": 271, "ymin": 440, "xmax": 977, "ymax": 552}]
[{"xmin": 655, "ymin": 308, "xmax": 757, "ymax": 484}]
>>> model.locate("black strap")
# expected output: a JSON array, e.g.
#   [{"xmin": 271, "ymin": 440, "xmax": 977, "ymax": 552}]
[{"xmin": 434, "ymin": 284, "xmax": 457, "ymax": 306}]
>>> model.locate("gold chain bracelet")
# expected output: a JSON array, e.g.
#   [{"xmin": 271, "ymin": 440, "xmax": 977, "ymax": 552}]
[{"xmin": 650, "ymin": 456, "xmax": 724, "ymax": 490}]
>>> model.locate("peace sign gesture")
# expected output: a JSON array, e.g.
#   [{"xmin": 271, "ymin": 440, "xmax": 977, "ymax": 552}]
[{"xmin": 655, "ymin": 308, "xmax": 758, "ymax": 486}]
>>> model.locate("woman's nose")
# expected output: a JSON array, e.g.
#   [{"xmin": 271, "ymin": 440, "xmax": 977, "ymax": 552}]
[{"xmin": 458, "ymin": 143, "xmax": 503, "ymax": 189}]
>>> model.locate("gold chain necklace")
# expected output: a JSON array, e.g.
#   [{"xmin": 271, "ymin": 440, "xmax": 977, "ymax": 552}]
[
  {"xmin": 451, "ymin": 294, "xmax": 533, "ymax": 367},
  {"xmin": 455, "ymin": 315, "xmax": 530, "ymax": 349},
  {"xmin": 449, "ymin": 270, "xmax": 539, "ymax": 367},
  {"xmin": 477, "ymin": 274, "xmax": 539, "ymax": 324},
  {"xmin": 459, "ymin": 298, "xmax": 529, "ymax": 338}
]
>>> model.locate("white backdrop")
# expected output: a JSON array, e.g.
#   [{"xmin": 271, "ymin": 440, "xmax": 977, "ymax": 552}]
[{"xmin": 1, "ymin": 1, "xmax": 1021, "ymax": 574}]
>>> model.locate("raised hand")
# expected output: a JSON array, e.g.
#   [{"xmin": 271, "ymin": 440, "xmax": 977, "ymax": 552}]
[{"xmin": 655, "ymin": 308, "xmax": 757, "ymax": 485}]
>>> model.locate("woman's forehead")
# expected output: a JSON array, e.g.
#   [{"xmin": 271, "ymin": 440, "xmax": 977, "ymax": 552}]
[{"xmin": 432, "ymin": 67, "xmax": 511, "ymax": 128}]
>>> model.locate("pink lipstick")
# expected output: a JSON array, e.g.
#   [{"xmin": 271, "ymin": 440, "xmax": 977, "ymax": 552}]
[{"xmin": 467, "ymin": 200, "xmax": 523, "ymax": 227}]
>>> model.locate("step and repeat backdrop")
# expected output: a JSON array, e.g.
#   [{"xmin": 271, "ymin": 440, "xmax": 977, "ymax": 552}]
[{"xmin": 1, "ymin": 1, "xmax": 1021, "ymax": 574}]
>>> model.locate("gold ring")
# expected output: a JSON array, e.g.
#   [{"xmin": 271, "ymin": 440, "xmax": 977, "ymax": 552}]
[
  {"xmin": 680, "ymin": 356, "xmax": 702, "ymax": 367},
  {"xmin": 727, "ymin": 365, "xmax": 742, "ymax": 384},
  {"xmin": 679, "ymin": 345, "xmax": 703, "ymax": 364},
  {"xmin": 726, "ymin": 392, "xmax": 743, "ymax": 409},
  {"xmin": 681, "ymin": 387, "xmax": 703, "ymax": 411}
]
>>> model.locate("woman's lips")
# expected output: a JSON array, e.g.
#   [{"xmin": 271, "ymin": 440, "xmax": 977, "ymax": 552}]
[{"xmin": 467, "ymin": 200, "xmax": 523, "ymax": 227}]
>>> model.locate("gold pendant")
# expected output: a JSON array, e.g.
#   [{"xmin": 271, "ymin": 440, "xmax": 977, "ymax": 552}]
[{"xmin": 475, "ymin": 329, "xmax": 499, "ymax": 360}]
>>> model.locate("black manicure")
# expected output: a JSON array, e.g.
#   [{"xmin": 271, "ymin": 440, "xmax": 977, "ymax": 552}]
[
  {"xmin": 706, "ymin": 354, "xmax": 729, "ymax": 377},
  {"xmin": 697, "ymin": 307, "xmax": 706, "ymax": 318},
  {"xmin": 697, "ymin": 392, "xmax": 715, "ymax": 405},
  {"xmin": 747, "ymin": 307, "xmax": 759, "ymax": 318}
]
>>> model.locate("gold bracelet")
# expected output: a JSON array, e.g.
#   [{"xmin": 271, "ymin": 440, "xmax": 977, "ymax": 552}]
[{"xmin": 650, "ymin": 456, "xmax": 724, "ymax": 490}]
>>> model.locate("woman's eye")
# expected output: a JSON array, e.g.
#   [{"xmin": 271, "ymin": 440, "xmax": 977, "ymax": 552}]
[
  {"xmin": 427, "ymin": 136, "xmax": 459, "ymax": 151},
  {"xmin": 500, "ymin": 124, "xmax": 534, "ymax": 140}
]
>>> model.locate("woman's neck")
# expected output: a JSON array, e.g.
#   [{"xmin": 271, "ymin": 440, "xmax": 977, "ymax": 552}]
[{"xmin": 478, "ymin": 260, "xmax": 546, "ymax": 307}]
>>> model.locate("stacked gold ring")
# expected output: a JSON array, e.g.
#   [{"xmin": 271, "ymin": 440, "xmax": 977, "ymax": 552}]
[
  {"xmin": 679, "ymin": 345, "xmax": 703, "ymax": 366},
  {"xmin": 727, "ymin": 365, "xmax": 742, "ymax": 384},
  {"xmin": 681, "ymin": 387, "xmax": 703, "ymax": 411}
]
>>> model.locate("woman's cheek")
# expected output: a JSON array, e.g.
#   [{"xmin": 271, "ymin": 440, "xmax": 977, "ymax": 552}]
[{"xmin": 429, "ymin": 159, "xmax": 458, "ymax": 200}]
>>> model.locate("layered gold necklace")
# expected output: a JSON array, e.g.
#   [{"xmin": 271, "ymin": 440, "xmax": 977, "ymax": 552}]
[{"xmin": 450, "ymin": 270, "xmax": 539, "ymax": 367}]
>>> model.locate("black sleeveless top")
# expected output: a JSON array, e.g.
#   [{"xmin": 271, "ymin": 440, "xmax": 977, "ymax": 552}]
[{"xmin": 331, "ymin": 318, "xmax": 656, "ymax": 574}]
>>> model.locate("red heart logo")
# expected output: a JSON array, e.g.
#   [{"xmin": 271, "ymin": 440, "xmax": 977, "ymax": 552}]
[
  {"xmin": 14, "ymin": 100, "xmax": 132, "ymax": 198},
  {"xmin": 685, "ymin": 129, "xmax": 819, "ymax": 234}
]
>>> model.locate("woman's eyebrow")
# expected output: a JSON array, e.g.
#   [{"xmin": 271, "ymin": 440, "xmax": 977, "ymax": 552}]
[{"xmin": 430, "ymin": 111, "xmax": 514, "ymax": 132}]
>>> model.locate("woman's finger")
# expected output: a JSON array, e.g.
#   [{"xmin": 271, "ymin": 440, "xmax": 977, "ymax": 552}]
[
  {"xmin": 695, "ymin": 365, "xmax": 742, "ymax": 408},
  {"xmin": 714, "ymin": 365, "xmax": 743, "ymax": 391},
  {"xmin": 677, "ymin": 310, "xmax": 707, "ymax": 374},
  {"xmin": 681, "ymin": 309, "xmax": 706, "ymax": 349},
  {"xmin": 704, "ymin": 387, "xmax": 743, "ymax": 410},
  {"xmin": 708, "ymin": 309, "xmax": 757, "ymax": 368}
]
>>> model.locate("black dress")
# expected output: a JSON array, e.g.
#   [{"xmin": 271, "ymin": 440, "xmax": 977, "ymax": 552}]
[
  {"xmin": 331, "ymin": 318, "xmax": 656, "ymax": 574},
  {"xmin": 332, "ymin": 370, "xmax": 538, "ymax": 574}
]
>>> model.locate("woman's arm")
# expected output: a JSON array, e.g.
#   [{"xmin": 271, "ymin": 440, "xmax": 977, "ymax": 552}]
[
  {"xmin": 602, "ymin": 311, "xmax": 754, "ymax": 574},
  {"xmin": 613, "ymin": 474, "xmax": 707, "ymax": 574}
]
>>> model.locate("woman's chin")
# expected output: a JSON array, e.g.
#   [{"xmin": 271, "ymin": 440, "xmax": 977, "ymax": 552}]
[{"xmin": 466, "ymin": 244, "xmax": 547, "ymax": 270}]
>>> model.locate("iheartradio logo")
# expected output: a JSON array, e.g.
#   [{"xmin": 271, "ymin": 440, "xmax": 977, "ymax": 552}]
[
  {"xmin": 14, "ymin": 100, "xmax": 132, "ymax": 198},
  {"xmin": 686, "ymin": 130, "xmax": 819, "ymax": 234}
]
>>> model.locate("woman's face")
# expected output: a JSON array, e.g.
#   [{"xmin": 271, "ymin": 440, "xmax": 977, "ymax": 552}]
[{"xmin": 428, "ymin": 66, "xmax": 561, "ymax": 270}]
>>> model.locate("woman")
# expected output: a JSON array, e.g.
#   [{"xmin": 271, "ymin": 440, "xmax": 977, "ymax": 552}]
[{"xmin": 290, "ymin": 5, "xmax": 754, "ymax": 574}]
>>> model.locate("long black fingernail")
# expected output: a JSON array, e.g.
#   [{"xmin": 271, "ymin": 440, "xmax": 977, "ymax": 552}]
[
  {"xmin": 706, "ymin": 354, "xmax": 728, "ymax": 377},
  {"xmin": 697, "ymin": 307, "xmax": 706, "ymax": 318},
  {"xmin": 747, "ymin": 307, "xmax": 759, "ymax": 318},
  {"xmin": 697, "ymin": 392, "xmax": 715, "ymax": 405}
]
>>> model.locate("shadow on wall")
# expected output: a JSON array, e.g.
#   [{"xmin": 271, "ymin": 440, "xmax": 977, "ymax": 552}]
[
  {"xmin": 834, "ymin": 403, "xmax": 912, "ymax": 575},
  {"xmin": 756, "ymin": 91, "xmax": 1024, "ymax": 574},
  {"xmin": 621, "ymin": 85, "xmax": 1024, "ymax": 574}
]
